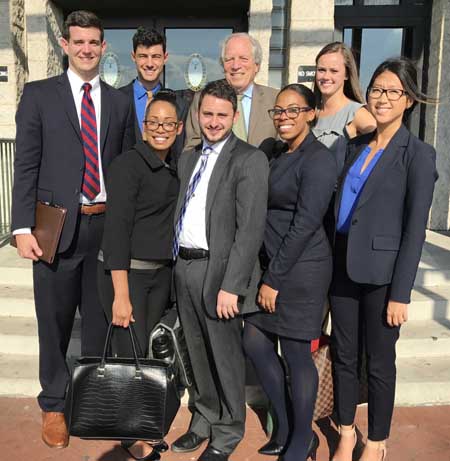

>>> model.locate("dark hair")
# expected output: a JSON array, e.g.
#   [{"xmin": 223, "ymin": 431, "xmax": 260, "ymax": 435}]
[
  {"xmin": 366, "ymin": 57, "xmax": 438, "ymax": 119},
  {"xmin": 314, "ymin": 42, "xmax": 364, "ymax": 105},
  {"xmin": 62, "ymin": 10, "xmax": 104, "ymax": 42},
  {"xmin": 145, "ymin": 89, "xmax": 180, "ymax": 119},
  {"xmin": 198, "ymin": 79, "xmax": 237, "ymax": 113},
  {"xmin": 132, "ymin": 27, "xmax": 166, "ymax": 53},
  {"xmin": 277, "ymin": 83, "xmax": 316, "ymax": 126}
]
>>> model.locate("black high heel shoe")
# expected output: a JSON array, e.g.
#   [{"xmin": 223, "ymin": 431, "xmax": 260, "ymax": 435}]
[
  {"xmin": 258, "ymin": 412, "xmax": 285, "ymax": 456},
  {"xmin": 276, "ymin": 431, "xmax": 319, "ymax": 461}
]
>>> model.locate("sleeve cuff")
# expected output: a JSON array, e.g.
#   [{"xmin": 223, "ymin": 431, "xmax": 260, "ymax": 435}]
[{"xmin": 12, "ymin": 228, "xmax": 32, "ymax": 235}]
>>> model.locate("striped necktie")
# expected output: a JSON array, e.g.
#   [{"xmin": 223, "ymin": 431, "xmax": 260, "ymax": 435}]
[
  {"xmin": 172, "ymin": 147, "xmax": 212, "ymax": 259},
  {"xmin": 81, "ymin": 83, "xmax": 100, "ymax": 200}
]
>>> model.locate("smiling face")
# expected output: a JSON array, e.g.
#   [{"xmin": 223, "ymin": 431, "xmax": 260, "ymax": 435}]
[
  {"xmin": 222, "ymin": 36, "xmax": 260, "ymax": 94},
  {"xmin": 315, "ymin": 51, "xmax": 348, "ymax": 99},
  {"xmin": 132, "ymin": 44, "xmax": 168, "ymax": 89},
  {"xmin": 367, "ymin": 70, "xmax": 413, "ymax": 128},
  {"xmin": 60, "ymin": 26, "xmax": 106, "ymax": 81},
  {"xmin": 198, "ymin": 94, "xmax": 238, "ymax": 144},
  {"xmin": 273, "ymin": 90, "xmax": 315, "ymax": 149},
  {"xmin": 143, "ymin": 100, "xmax": 182, "ymax": 153}
]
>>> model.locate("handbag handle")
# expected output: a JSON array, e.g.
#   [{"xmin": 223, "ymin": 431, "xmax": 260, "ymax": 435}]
[{"xmin": 97, "ymin": 323, "xmax": 143, "ymax": 379}]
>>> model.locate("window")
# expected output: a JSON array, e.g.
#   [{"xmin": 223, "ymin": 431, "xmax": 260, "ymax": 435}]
[{"xmin": 269, "ymin": 0, "xmax": 289, "ymax": 89}]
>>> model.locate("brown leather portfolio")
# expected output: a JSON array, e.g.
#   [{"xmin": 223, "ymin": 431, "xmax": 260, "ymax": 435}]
[{"xmin": 11, "ymin": 201, "xmax": 67, "ymax": 264}]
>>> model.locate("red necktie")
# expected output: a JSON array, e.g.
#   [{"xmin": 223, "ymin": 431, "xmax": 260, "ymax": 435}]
[{"xmin": 81, "ymin": 83, "xmax": 100, "ymax": 200}]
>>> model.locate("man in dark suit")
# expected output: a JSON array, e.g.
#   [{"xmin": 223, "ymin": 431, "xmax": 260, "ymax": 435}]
[
  {"xmin": 184, "ymin": 33, "xmax": 278, "ymax": 150},
  {"xmin": 171, "ymin": 80, "xmax": 268, "ymax": 461},
  {"xmin": 11, "ymin": 10, "xmax": 133, "ymax": 449},
  {"xmin": 120, "ymin": 26, "xmax": 189, "ymax": 156}
]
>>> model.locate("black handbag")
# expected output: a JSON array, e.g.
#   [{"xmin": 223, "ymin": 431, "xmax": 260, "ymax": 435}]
[
  {"xmin": 149, "ymin": 305, "xmax": 194, "ymax": 389},
  {"xmin": 67, "ymin": 323, "xmax": 180, "ymax": 442}
]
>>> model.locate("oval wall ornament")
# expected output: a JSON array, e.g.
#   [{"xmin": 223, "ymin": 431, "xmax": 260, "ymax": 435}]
[
  {"xmin": 184, "ymin": 53, "xmax": 207, "ymax": 91},
  {"xmin": 100, "ymin": 52, "xmax": 121, "ymax": 88}
]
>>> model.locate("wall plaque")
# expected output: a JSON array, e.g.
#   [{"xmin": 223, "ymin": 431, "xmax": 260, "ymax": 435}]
[
  {"xmin": 0, "ymin": 66, "xmax": 8, "ymax": 82},
  {"xmin": 297, "ymin": 66, "xmax": 316, "ymax": 83},
  {"xmin": 185, "ymin": 54, "xmax": 207, "ymax": 91},
  {"xmin": 100, "ymin": 52, "xmax": 121, "ymax": 88}
]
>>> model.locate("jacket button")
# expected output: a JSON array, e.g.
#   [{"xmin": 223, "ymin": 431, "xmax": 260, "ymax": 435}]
[
  {"xmin": 351, "ymin": 219, "xmax": 358, "ymax": 225},
  {"xmin": 74, "ymin": 188, "xmax": 79, "ymax": 194}
]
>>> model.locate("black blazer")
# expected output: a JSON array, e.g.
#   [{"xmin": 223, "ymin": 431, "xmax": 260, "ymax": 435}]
[
  {"xmin": 11, "ymin": 72, "xmax": 134, "ymax": 253},
  {"xmin": 119, "ymin": 81, "xmax": 190, "ymax": 158},
  {"xmin": 101, "ymin": 141, "xmax": 179, "ymax": 270},
  {"xmin": 261, "ymin": 133, "xmax": 337, "ymax": 290},
  {"xmin": 334, "ymin": 124, "xmax": 438, "ymax": 303}
]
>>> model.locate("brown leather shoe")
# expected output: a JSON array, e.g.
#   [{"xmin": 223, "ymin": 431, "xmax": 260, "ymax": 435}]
[{"xmin": 41, "ymin": 411, "xmax": 69, "ymax": 449}]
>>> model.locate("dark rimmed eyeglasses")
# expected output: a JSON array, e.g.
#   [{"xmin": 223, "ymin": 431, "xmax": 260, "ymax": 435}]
[
  {"xmin": 367, "ymin": 87, "xmax": 408, "ymax": 101},
  {"xmin": 143, "ymin": 120, "xmax": 179, "ymax": 132},
  {"xmin": 268, "ymin": 107, "xmax": 313, "ymax": 120}
]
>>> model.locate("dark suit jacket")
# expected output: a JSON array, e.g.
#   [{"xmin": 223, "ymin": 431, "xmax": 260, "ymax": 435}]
[
  {"xmin": 119, "ymin": 81, "xmax": 190, "ymax": 157},
  {"xmin": 334, "ymin": 124, "xmax": 438, "ymax": 303},
  {"xmin": 262, "ymin": 133, "xmax": 337, "ymax": 291},
  {"xmin": 101, "ymin": 141, "xmax": 179, "ymax": 269},
  {"xmin": 11, "ymin": 72, "xmax": 134, "ymax": 253},
  {"xmin": 184, "ymin": 83, "xmax": 278, "ymax": 150},
  {"xmin": 175, "ymin": 133, "xmax": 269, "ymax": 318}
]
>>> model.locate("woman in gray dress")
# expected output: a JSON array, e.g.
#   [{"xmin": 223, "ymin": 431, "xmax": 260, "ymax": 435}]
[
  {"xmin": 313, "ymin": 42, "xmax": 376, "ymax": 172},
  {"xmin": 244, "ymin": 84, "xmax": 337, "ymax": 461}
]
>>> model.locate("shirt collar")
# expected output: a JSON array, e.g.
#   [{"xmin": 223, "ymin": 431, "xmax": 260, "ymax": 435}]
[
  {"xmin": 134, "ymin": 78, "xmax": 162, "ymax": 100},
  {"xmin": 67, "ymin": 68, "xmax": 100, "ymax": 93},
  {"xmin": 241, "ymin": 83, "xmax": 254, "ymax": 100},
  {"xmin": 202, "ymin": 133, "xmax": 231, "ymax": 155}
]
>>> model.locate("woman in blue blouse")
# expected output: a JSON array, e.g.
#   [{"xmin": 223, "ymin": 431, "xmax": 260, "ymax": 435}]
[{"xmin": 330, "ymin": 58, "xmax": 437, "ymax": 461}]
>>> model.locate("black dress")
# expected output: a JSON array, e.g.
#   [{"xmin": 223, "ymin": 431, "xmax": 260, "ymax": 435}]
[{"xmin": 247, "ymin": 133, "xmax": 337, "ymax": 340}]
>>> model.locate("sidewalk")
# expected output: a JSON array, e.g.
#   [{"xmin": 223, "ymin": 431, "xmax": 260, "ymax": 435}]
[{"xmin": 0, "ymin": 398, "xmax": 449, "ymax": 461}]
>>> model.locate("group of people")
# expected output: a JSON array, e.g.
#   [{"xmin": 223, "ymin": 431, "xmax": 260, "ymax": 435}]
[{"xmin": 11, "ymin": 8, "xmax": 437, "ymax": 461}]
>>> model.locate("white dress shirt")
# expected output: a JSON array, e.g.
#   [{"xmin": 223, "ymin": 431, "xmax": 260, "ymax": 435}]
[
  {"xmin": 13, "ymin": 69, "xmax": 105, "ymax": 236},
  {"xmin": 67, "ymin": 68, "xmax": 106, "ymax": 205},
  {"xmin": 178, "ymin": 135, "xmax": 230, "ymax": 250}
]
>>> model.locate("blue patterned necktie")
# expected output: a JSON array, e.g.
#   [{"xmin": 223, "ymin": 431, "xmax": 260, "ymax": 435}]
[{"xmin": 172, "ymin": 146, "xmax": 212, "ymax": 259}]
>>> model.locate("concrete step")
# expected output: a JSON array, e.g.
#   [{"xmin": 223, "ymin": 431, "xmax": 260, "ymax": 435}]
[
  {"xmin": 0, "ymin": 267, "xmax": 32, "ymax": 288},
  {"xmin": 397, "ymin": 320, "xmax": 450, "ymax": 358},
  {"xmin": 0, "ymin": 284, "xmax": 34, "ymax": 317},
  {"xmin": 395, "ymin": 356, "xmax": 450, "ymax": 405},
  {"xmin": 0, "ymin": 316, "xmax": 80, "ymax": 356},
  {"xmin": 407, "ymin": 286, "xmax": 450, "ymax": 321},
  {"xmin": 0, "ymin": 354, "xmax": 40, "ymax": 397}
]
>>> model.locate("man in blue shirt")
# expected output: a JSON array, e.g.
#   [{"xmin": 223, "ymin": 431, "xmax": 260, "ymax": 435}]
[{"xmin": 120, "ymin": 27, "xmax": 189, "ymax": 156}]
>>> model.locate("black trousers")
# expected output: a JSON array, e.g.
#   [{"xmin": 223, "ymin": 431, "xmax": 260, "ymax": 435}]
[
  {"xmin": 97, "ymin": 263, "xmax": 172, "ymax": 357},
  {"xmin": 33, "ymin": 213, "xmax": 108, "ymax": 412},
  {"xmin": 174, "ymin": 258, "xmax": 246, "ymax": 454},
  {"xmin": 329, "ymin": 234, "xmax": 400, "ymax": 441}
]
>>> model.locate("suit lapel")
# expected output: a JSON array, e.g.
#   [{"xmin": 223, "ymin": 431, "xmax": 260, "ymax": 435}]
[
  {"xmin": 56, "ymin": 73, "xmax": 82, "ymax": 142},
  {"xmin": 205, "ymin": 135, "xmax": 236, "ymax": 231},
  {"xmin": 100, "ymin": 81, "xmax": 111, "ymax": 155},
  {"xmin": 247, "ymin": 84, "xmax": 263, "ymax": 143},
  {"xmin": 355, "ymin": 125, "xmax": 410, "ymax": 210}
]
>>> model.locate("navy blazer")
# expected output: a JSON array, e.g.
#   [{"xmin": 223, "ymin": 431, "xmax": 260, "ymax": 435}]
[
  {"xmin": 11, "ymin": 72, "xmax": 134, "ymax": 253},
  {"xmin": 334, "ymin": 124, "xmax": 438, "ymax": 303}
]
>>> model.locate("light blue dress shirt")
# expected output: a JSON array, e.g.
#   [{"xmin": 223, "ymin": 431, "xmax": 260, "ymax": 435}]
[
  {"xmin": 240, "ymin": 83, "xmax": 253, "ymax": 135},
  {"xmin": 133, "ymin": 79, "xmax": 162, "ymax": 134}
]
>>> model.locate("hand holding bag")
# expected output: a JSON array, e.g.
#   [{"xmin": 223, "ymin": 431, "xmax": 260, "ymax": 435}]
[{"xmin": 67, "ymin": 323, "xmax": 180, "ymax": 442}]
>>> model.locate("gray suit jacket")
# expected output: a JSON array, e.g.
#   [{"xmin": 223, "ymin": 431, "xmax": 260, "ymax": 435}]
[
  {"xmin": 184, "ymin": 83, "xmax": 278, "ymax": 150},
  {"xmin": 175, "ymin": 133, "xmax": 269, "ymax": 318}
]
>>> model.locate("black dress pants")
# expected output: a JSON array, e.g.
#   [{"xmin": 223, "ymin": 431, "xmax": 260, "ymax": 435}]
[
  {"xmin": 34, "ymin": 213, "xmax": 108, "ymax": 412},
  {"xmin": 329, "ymin": 234, "xmax": 400, "ymax": 441},
  {"xmin": 97, "ymin": 263, "xmax": 172, "ymax": 357}
]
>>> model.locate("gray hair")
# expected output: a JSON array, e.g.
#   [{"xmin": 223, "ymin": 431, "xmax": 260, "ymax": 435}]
[{"xmin": 220, "ymin": 33, "xmax": 263, "ymax": 67}]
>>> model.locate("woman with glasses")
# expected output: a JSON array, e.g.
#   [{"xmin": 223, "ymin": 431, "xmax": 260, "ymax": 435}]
[
  {"xmin": 330, "ymin": 58, "xmax": 437, "ymax": 461},
  {"xmin": 313, "ymin": 42, "xmax": 376, "ymax": 173},
  {"xmin": 97, "ymin": 90, "xmax": 183, "ymax": 460},
  {"xmin": 243, "ymin": 84, "xmax": 337, "ymax": 461}
]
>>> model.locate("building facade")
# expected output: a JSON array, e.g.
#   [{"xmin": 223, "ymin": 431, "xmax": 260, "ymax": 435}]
[{"xmin": 1, "ymin": 0, "xmax": 449, "ymax": 228}]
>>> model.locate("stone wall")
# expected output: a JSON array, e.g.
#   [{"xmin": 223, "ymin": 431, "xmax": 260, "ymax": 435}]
[{"xmin": 425, "ymin": 0, "xmax": 450, "ymax": 230}]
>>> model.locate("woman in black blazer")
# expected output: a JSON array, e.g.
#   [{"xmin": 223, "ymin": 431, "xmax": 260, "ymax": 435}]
[
  {"xmin": 97, "ymin": 90, "xmax": 182, "ymax": 460},
  {"xmin": 330, "ymin": 58, "xmax": 437, "ymax": 461},
  {"xmin": 244, "ymin": 84, "xmax": 337, "ymax": 461}
]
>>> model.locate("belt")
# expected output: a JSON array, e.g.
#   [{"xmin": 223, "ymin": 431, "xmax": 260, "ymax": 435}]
[
  {"xmin": 80, "ymin": 203, "xmax": 106, "ymax": 215},
  {"xmin": 178, "ymin": 247, "xmax": 210, "ymax": 260}
]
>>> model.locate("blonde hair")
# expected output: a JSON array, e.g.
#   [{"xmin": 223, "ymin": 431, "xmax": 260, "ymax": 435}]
[{"xmin": 314, "ymin": 42, "xmax": 364, "ymax": 106}]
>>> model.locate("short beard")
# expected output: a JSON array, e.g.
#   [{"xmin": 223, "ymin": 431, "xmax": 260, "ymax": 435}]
[{"xmin": 200, "ymin": 127, "xmax": 233, "ymax": 145}]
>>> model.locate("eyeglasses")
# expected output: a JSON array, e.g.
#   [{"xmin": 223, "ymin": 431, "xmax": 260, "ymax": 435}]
[
  {"xmin": 268, "ymin": 107, "xmax": 312, "ymax": 120},
  {"xmin": 143, "ymin": 120, "xmax": 179, "ymax": 132},
  {"xmin": 367, "ymin": 87, "xmax": 408, "ymax": 101}
]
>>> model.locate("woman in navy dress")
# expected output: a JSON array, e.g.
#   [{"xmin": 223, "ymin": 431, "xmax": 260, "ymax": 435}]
[
  {"xmin": 330, "ymin": 58, "xmax": 437, "ymax": 461},
  {"xmin": 244, "ymin": 84, "xmax": 337, "ymax": 461}
]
